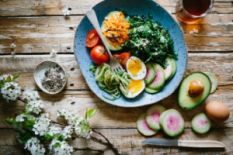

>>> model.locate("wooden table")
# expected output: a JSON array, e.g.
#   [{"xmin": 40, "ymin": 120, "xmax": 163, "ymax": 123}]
[{"xmin": 0, "ymin": 0, "xmax": 232, "ymax": 154}]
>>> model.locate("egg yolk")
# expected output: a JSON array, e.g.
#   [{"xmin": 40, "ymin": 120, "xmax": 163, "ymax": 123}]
[
  {"xmin": 128, "ymin": 80, "xmax": 143, "ymax": 94},
  {"xmin": 128, "ymin": 59, "xmax": 142, "ymax": 76}
]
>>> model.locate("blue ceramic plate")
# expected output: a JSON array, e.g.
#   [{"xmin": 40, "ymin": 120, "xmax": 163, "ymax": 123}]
[{"xmin": 74, "ymin": 0, "xmax": 187, "ymax": 107}]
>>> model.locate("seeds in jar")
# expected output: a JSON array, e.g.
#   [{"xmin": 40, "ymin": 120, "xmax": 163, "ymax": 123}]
[{"xmin": 42, "ymin": 65, "xmax": 66, "ymax": 92}]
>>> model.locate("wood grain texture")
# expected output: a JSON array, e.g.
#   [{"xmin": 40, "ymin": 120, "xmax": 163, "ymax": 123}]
[
  {"xmin": 0, "ymin": 53, "xmax": 232, "ymax": 90},
  {"xmin": 0, "ymin": 0, "xmax": 232, "ymax": 16},
  {"xmin": 0, "ymin": 88, "xmax": 232, "ymax": 129},
  {"xmin": 0, "ymin": 128, "xmax": 232, "ymax": 154},
  {"xmin": 0, "ymin": 0, "xmax": 232, "ymax": 154},
  {"xmin": 0, "ymin": 14, "xmax": 232, "ymax": 54}
]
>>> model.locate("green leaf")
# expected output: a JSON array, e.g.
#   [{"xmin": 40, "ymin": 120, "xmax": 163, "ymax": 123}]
[
  {"xmin": 42, "ymin": 133, "xmax": 54, "ymax": 141},
  {"xmin": 5, "ymin": 75, "xmax": 12, "ymax": 82},
  {"xmin": 6, "ymin": 118, "xmax": 16, "ymax": 125},
  {"xmin": 85, "ymin": 108, "xmax": 96, "ymax": 119},
  {"xmin": 12, "ymin": 73, "xmax": 20, "ymax": 81},
  {"xmin": 16, "ymin": 131, "xmax": 33, "ymax": 145}
]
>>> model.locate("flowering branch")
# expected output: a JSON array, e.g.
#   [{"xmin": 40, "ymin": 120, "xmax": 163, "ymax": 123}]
[{"xmin": 0, "ymin": 74, "xmax": 121, "ymax": 155}]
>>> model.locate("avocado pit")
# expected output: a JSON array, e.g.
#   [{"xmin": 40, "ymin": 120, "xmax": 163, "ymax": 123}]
[{"xmin": 188, "ymin": 80, "xmax": 204, "ymax": 97}]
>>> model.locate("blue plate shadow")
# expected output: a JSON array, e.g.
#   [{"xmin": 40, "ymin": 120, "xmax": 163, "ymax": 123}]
[{"xmin": 74, "ymin": 0, "xmax": 187, "ymax": 108}]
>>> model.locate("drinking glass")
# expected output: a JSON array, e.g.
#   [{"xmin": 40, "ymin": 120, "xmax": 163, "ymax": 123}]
[{"xmin": 176, "ymin": 0, "xmax": 214, "ymax": 24}]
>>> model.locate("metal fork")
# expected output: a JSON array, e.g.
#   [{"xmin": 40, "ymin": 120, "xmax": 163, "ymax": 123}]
[{"xmin": 86, "ymin": 9, "xmax": 128, "ymax": 89}]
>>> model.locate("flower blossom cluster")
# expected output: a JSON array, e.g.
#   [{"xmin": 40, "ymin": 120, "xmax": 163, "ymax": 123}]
[
  {"xmin": 49, "ymin": 139, "xmax": 74, "ymax": 155},
  {"xmin": 57, "ymin": 109, "xmax": 92, "ymax": 139},
  {"xmin": 24, "ymin": 137, "xmax": 46, "ymax": 155},
  {"xmin": 22, "ymin": 89, "xmax": 44, "ymax": 114},
  {"xmin": 1, "ymin": 82, "xmax": 21, "ymax": 102}
]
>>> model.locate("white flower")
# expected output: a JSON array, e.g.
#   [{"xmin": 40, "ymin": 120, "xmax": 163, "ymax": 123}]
[
  {"xmin": 50, "ymin": 49, "xmax": 57, "ymax": 58},
  {"xmin": 33, "ymin": 113, "xmax": 50, "ymax": 136},
  {"xmin": 10, "ymin": 43, "xmax": 16, "ymax": 49},
  {"xmin": 24, "ymin": 137, "xmax": 45, "ymax": 155},
  {"xmin": 57, "ymin": 109, "xmax": 78, "ymax": 125},
  {"xmin": 0, "ymin": 74, "xmax": 14, "ymax": 81},
  {"xmin": 74, "ymin": 117, "xmax": 92, "ymax": 139},
  {"xmin": 1, "ymin": 82, "xmax": 21, "ymax": 102},
  {"xmin": 25, "ymin": 100, "xmax": 44, "ymax": 114},
  {"xmin": 0, "ymin": 76, "xmax": 4, "ymax": 81},
  {"xmin": 62, "ymin": 125, "xmax": 73, "ymax": 139},
  {"xmin": 22, "ymin": 89, "xmax": 40, "ymax": 102},
  {"xmin": 49, "ymin": 139, "xmax": 73, "ymax": 155},
  {"xmin": 15, "ymin": 114, "xmax": 27, "ymax": 122},
  {"xmin": 47, "ymin": 125, "xmax": 62, "ymax": 136},
  {"xmin": 62, "ymin": 6, "xmax": 71, "ymax": 16}
]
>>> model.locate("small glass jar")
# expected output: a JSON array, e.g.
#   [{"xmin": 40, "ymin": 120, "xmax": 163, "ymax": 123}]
[{"xmin": 176, "ymin": 0, "xmax": 214, "ymax": 24}]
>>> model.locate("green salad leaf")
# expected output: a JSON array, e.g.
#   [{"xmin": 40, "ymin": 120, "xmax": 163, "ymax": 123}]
[{"xmin": 124, "ymin": 16, "xmax": 176, "ymax": 67}]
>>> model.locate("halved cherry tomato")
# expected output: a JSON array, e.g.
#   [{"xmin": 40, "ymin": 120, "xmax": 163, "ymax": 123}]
[
  {"xmin": 113, "ymin": 52, "xmax": 131, "ymax": 66},
  {"xmin": 86, "ymin": 29, "xmax": 101, "ymax": 48},
  {"xmin": 90, "ymin": 45, "xmax": 109, "ymax": 65}
]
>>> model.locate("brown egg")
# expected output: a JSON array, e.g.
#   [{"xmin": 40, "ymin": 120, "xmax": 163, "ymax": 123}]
[
  {"xmin": 188, "ymin": 80, "xmax": 204, "ymax": 97},
  {"xmin": 205, "ymin": 101, "xmax": 230, "ymax": 122}
]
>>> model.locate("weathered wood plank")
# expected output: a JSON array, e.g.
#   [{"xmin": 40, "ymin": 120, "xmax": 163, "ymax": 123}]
[
  {"xmin": 0, "ymin": 128, "xmax": 232, "ymax": 154},
  {"xmin": 0, "ymin": 88, "xmax": 232, "ymax": 129},
  {"xmin": 0, "ymin": 15, "xmax": 232, "ymax": 53},
  {"xmin": 0, "ymin": 53, "xmax": 232, "ymax": 90},
  {"xmin": 0, "ymin": 0, "xmax": 232, "ymax": 16},
  {"xmin": 0, "ymin": 54, "xmax": 231, "ymax": 128}
]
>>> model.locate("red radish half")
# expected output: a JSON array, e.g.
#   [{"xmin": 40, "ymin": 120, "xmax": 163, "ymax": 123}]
[
  {"xmin": 136, "ymin": 114, "xmax": 157, "ymax": 136},
  {"xmin": 146, "ymin": 105, "xmax": 165, "ymax": 130}
]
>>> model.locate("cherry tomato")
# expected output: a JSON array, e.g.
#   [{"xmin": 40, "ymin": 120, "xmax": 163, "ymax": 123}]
[
  {"xmin": 113, "ymin": 52, "xmax": 131, "ymax": 66},
  {"xmin": 90, "ymin": 45, "xmax": 109, "ymax": 65},
  {"xmin": 86, "ymin": 29, "xmax": 101, "ymax": 48}
]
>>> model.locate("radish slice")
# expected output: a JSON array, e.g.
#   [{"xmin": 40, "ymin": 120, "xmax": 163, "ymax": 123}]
[
  {"xmin": 146, "ymin": 105, "xmax": 165, "ymax": 130},
  {"xmin": 136, "ymin": 114, "xmax": 157, "ymax": 136},
  {"xmin": 191, "ymin": 113, "xmax": 211, "ymax": 134},
  {"xmin": 159, "ymin": 109, "xmax": 184, "ymax": 137}
]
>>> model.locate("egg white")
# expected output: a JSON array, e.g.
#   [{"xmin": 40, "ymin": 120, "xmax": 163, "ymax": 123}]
[{"xmin": 126, "ymin": 56, "xmax": 147, "ymax": 80}]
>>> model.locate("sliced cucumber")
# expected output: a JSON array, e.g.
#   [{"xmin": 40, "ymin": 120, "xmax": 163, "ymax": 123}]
[
  {"xmin": 145, "ymin": 63, "xmax": 156, "ymax": 85},
  {"xmin": 145, "ymin": 87, "xmax": 159, "ymax": 94},
  {"xmin": 204, "ymin": 72, "xmax": 218, "ymax": 93},
  {"xmin": 164, "ymin": 58, "xmax": 176, "ymax": 81},
  {"xmin": 136, "ymin": 114, "xmax": 157, "ymax": 137},
  {"xmin": 159, "ymin": 109, "xmax": 184, "ymax": 137},
  {"xmin": 191, "ymin": 113, "xmax": 211, "ymax": 134},
  {"xmin": 146, "ymin": 105, "xmax": 166, "ymax": 130},
  {"xmin": 147, "ymin": 64, "xmax": 165, "ymax": 91}
]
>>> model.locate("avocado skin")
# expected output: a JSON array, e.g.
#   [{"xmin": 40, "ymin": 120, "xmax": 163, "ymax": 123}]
[{"xmin": 178, "ymin": 72, "xmax": 212, "ymax": 110}]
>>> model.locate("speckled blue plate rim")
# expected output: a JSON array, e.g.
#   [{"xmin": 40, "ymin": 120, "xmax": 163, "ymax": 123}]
[{"xmin": 74, "ymin": 0, "xmax": 188, "ymax": 108}]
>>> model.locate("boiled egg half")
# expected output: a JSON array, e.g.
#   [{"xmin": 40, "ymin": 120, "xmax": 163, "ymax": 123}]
[
  {"xmin": 120, "ymin": 79, "xmax": 145, "ymax": 98},
  {"xmin": 126, "ymin": 56, "xmax": 147, "ymax": 80}
]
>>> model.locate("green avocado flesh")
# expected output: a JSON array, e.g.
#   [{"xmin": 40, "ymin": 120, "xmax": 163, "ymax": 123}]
[
  {"xmin": 178, "ymin": 72, "xmax": 211, "ymax": 110},
  {"xmin": 101, "ymin": 11, "xmax": 124, "ymax": 51}
]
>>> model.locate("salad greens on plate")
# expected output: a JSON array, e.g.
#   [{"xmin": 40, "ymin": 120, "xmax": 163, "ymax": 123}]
[
  {"xmin": 86, "ymin": 11, "xmax": 177, "ymax": 100},
  {"xmin": 124, "ymin": 16, "xmax": 176, "ymax": 67}
]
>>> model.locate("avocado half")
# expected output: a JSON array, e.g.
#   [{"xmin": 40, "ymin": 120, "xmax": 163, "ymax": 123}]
[
  {"xmin": 101, "ymin": 11, "xmax": 124, "ymax": 51},
  {"xmin": 178, "ymin": 72, "xmax": 211, "ymax": 110}
]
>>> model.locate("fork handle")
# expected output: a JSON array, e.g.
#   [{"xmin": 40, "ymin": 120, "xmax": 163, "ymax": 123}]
[{"xmin": 86, "ymin": 9, "xmax": 113, "ymax": 58}]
